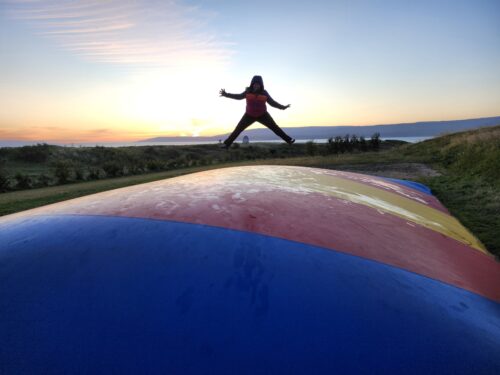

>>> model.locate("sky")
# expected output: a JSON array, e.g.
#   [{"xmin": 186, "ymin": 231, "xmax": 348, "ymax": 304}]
[{"xmin": 0, "ymin": 0, "xmax": 499, "ymax": 143}]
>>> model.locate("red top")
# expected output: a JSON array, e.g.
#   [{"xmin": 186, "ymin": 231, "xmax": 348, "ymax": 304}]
[
  {"xmin": 245, "ymin": 93, "xmax": 269, "ymax": 117},
  {"xmin": 224, "ymin": 89, "xmax": 286, "ymax": 117}
]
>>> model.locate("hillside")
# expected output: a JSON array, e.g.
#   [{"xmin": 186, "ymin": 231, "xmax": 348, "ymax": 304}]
[
  {"xmin": 401, "ymin": 125, "xmax": 500, "ymax": 255},
  {"xmin": 401, "ymin": 125, "xmax": 500, "ymax": 184}
]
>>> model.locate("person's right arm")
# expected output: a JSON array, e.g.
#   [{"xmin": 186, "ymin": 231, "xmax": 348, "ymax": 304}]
[{"xmin": 219, "ymin": 89, "xmax": 246, "ymax": 100}]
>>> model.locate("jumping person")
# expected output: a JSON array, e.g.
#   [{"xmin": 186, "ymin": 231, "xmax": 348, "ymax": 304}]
[{"xmin": 219, "ymin": 75, "xmax": 295, "ymax": 148}]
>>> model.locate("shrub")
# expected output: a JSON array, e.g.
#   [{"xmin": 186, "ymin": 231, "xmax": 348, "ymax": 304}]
[
  {"xmin": 343, "ymin": 134, "xmax": 353, "ymax": 152},
  {"xmin": 14, "ymin": 143, "xmax": 52, "ymax": 163},
  {"xmin": 0, "ymin": 171, "xmax": 10, "ymax": 192},
  {"xmin": 54, "ymin": 161, "xmax": 72, "ymax": 184},
  {"xmin": 87, "ymin": 168, "xmax": 103, "ymax": 180},
  {"xmin": 35, "ymin": 173, "xmax": 52, "ymax": 187},
  {"xmin": 146, "ymin": 160, "xmax": 163, "ymax": 172},
  {"xmin": 129, "ymin": 164, "xmax": 146, "ymax": 175},
  {"xmin": 144, "ymin": 146, "xmax": 158, "ymax": 156},
  {"xmin": 74, "ymin": 168, "xmax": 86, "ymax": 181},
  {"xmin": 327, "ymin": 137, "xmax": 340, "ymax": 154},
  {"xmin": 370, "ymin": 133, "xmax": 381, "ymax": 151},
  {"xmin": 350, "ymin": 134, "xmax": 359, "ymax": 150},
  {"xmin": 359, "ymin": 136, "xmax": 368, "ymax": 151},
  {"xmin": 102, "ymin": 161, "xmax": 123, "ymax": 177},
  {"xmin": 305, "ymin": 141, "xmax": 317, "ymax": 156},
  {"xmin": 14, "ymin": 173, "xmax": 32, "ymax": 189}
]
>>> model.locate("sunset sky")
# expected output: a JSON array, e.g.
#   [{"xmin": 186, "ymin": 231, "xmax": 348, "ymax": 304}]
[{"xmin": 1, "ymin": 0, "xmax": 499, "ymax": 143}]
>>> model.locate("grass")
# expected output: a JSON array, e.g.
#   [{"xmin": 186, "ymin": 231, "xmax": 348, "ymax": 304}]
[
  {"xmin": 422, "ymin": 175, "xmax": 500, "ymax": 257},
  {"xmin": 1, "ymin": 125, "xmax": 499, "ymax": 256},
  {"xmin": 402, "ymin": 125, "xmax": 500, "ymax": 256}
]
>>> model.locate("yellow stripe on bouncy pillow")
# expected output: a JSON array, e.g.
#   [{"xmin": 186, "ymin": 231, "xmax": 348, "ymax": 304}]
[{"xmin": 276, "ymin": 170, "xmax": 487, "ymax": 254}]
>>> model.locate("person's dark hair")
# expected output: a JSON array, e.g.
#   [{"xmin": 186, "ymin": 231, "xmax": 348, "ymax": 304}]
[{"xmin": 246, "ymin": 75, "xmax": 264, "ymax": 93}]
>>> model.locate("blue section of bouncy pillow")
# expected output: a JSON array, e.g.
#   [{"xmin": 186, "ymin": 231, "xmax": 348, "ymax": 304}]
[
  {"xmin": 1, "ymin": 214, "xmax": 499, "ymax": 374},
  {"xmin": 381, "ymin": 177, "xmax": 433, "ymax": 195}
]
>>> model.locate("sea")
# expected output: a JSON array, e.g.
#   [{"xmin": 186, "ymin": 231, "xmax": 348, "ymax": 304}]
[{"xmin": 0, "ymin": 136, "xmax": 433, "ymax": 148}]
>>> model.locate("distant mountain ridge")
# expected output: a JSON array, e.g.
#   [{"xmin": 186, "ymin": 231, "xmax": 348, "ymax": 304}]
[{"xmin": 141, "ymin": 116, "xmax": 500, "ymax": 142}]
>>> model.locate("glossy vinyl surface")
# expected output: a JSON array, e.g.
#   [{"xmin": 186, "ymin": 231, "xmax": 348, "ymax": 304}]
[
  {"xmin": 1, "ymin": 215, "xmax": 499, "ymax": 374},
  {"xmin": 1, "ymin": 166, "xmax": 499, "ymax": 374}
]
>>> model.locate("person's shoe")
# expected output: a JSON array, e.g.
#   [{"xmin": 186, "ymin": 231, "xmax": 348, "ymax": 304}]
[
  {"xmin": 288, "ymin": 138, "xmax": 296, "ymax": 145},
  {"xmin": 219, "ymin": 143, "xmax": 229, "ymax": 149}
]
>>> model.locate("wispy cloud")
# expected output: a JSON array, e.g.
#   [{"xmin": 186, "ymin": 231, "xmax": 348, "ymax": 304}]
[{"xmin": 2, "ymin": 0, "xmax": 232, "ymax": 68}]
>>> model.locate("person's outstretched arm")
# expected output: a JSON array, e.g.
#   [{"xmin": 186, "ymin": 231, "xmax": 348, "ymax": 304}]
[
  {"xmin": 219, "ymin": 89, "xmax": 246, "ymax": 100},
  {"xmin": 265, "ymin": 91, "xmax": 291, "ymax": 110}
]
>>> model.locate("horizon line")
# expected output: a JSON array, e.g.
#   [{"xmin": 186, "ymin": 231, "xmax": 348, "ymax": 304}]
[{"xmin": 2, "ymin": 114, "xmax": 499, "ymax": 146}]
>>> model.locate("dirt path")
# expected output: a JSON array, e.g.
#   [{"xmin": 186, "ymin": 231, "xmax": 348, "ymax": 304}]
[{"xmin": 328, "ymin": 163, "xmax": 441, "ymax": 180}]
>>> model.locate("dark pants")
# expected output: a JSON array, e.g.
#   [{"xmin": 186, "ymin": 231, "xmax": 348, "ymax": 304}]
[{"xmin": 224, "ymin": 112, "xmax": 293, "ymax": 146}]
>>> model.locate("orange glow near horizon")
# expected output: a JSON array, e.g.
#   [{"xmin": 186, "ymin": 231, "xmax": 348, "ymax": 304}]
[
  {"xmin": 2, "ymin": 98, "xmax": 500, "ymax": 143},
  {"xmin": 3, "ymin": 68, "xmax": 498, "ymax": 144}
]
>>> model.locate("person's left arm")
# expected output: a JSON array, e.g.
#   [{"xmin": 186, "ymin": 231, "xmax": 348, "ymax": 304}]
[{"xmin": 265, "ymin": 91, "xmax": 290, "ymax": 110}]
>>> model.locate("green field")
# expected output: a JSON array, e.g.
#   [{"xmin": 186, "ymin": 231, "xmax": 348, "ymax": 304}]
[{"xmin": 1, "ymin": 126, "xmax": 499, "ymax": 256}]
